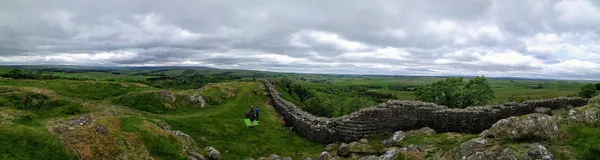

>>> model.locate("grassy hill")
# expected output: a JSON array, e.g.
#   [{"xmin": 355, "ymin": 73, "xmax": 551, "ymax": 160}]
[
  {"xmin": 0, "ymin": 79, "xmax": 323, "ymax": 159},
  {"xmin": 1, "ymin": 66, "xmax": 599, "ymax": 159}
]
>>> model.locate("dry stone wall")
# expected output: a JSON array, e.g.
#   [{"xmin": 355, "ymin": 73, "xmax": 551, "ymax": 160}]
[{"xmin": 263, "ymin": 80, "xmax": 588, "ymax": 143}]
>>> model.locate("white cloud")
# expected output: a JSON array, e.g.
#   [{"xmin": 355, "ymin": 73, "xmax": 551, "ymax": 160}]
[
  {"xmin": 554, "ymin": 0, "xmax": 600, "ymax": 25},
  {"xmin": 289, "ymin": 30, "xmax": 371, "ymax": 51}
]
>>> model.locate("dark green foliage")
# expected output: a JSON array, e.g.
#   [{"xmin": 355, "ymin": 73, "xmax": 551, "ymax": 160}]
[
  {"xmin": 578, "ymin": 84, "xmax": 596, "ymax": 98},
  {"xmin": 120, "ymin": 117, "xmax": 186, "ymax": 160},
  {"xmin": 291, "ymin": 84, "xmax": 312, "ymax": 102},
  {"xmin": 341, "ymin": 96, "xmax": 377, "ymax": 114},
  {"xmin": 278, "ymin": 79, "xmax": 388, "ymax": 117},
  {"xmin": 201, "ymin": 87, "xmax": 229, "ymax": 105},
  {"xmin": 595, "ymin": 83, "xmax": 600, "ymax": 90},
  {"xmin": 279, "ymin": 78, "xmax": 293, "ymax": 93},
  {"xmin": 414, "ymin": 76, "xmax": 494, "ymax": 108},
  {"xmin": 388, "ymin": 84, "xmax": 416, "ymax": 91},
  {"xmin": 525, "ymin": 84, "xmax": 544, "ymax": 89},
  {"xmin": 112, "ymin": 93, "xmax": 167, "ymax": 113},
  {"xmin": 304, "ymin": 95, "xmax": 335, "ymax": 117},
  {"xmin": 583, "ymin": 147, "xmax": 600, "ymax": 160},
  {"xmin": 0, "ymin": 126, "xmax": 77, "ymax": 160},
  {"xmin": 145, "ymin": 74, "xmax": 241, "ymax": 90},
  {"xmin": 1, "ymin": 69, "xmax": 61, "ymax": 80}
]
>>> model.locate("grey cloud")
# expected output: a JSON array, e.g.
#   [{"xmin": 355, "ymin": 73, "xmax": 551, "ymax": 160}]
[{"xmin": 1, "ymin": 0, "xmax": 600, "ymax": 79}]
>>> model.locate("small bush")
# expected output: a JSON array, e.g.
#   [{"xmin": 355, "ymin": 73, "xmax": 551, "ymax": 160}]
[{"xmin": 578, "ymin": 84, "xmax": 597, "ymax": 98}]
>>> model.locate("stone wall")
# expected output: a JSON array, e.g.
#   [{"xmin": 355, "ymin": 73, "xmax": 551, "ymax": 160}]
[{"xmin": 263, "ymin": 80, "xmax": 588, "ymax": 143}]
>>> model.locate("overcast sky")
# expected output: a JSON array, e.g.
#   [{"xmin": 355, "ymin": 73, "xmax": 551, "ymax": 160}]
[{"xmin": 1, "ymin": 0, "xmax": 599, "ymax": 79}]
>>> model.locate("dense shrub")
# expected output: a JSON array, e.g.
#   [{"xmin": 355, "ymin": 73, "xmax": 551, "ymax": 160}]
[
  {"xmin": 578, "ymin": 84, "xmax": 597, "ymax": 98},
  {"xmin": 414, "ymin": 76, "xmax": 494, "ymax": 108},
  {"xmin": 277, "ymin": 79, "xmax": 380, "ymax": 117}
]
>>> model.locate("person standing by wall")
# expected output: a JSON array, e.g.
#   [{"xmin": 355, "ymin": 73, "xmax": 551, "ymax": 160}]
[{"xmin": 255, "ymin": 106, "xmax": 260, "ymax": 120}]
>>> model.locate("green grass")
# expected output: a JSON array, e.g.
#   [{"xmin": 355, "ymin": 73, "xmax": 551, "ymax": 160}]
[
  {"xmin": 112, "ymin": 92, "xmax": 184, "ymax": 114},
  {"xmin": 287, "ymin": 77, "xmax": 586, "ymax": 112},
  {"xmin": 0, "ymin": 79, "xmax": 153, "ymax": 100},
  {"xmin": 148, "ymin": 82, "xmax": 324, "ymax": 159},
  {"xmin": 0, "ymin": 91, "xmax": 89, "ymax": 122},
  {"xmin": 120, "ymin": 116, "xmax": 187, "ymax": 160},
  {"xmin": 560, "ymin": 124, "xmax": 600, "ymax": 159},
  {"xmin": 0, "ymin": 125, "xmax": 77, "ymax": 160},
  {"xmin": 401, "ymin": 133, "xmax": 477, "ymax": 151}
]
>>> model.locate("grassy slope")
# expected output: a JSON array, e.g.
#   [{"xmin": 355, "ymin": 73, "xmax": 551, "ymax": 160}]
[
  {"xmin": 145, "ymin": 82, "xmax": 324, "ymax": 159},
  {"xmin": 0, "ymin": 79, "xmax": 153, "ymax": 101},
  {"xmin": 0, "ymin": 79, "xmax": 323, "ymax": 159},
  {"xmin": 0, "ymin": 89, "xmax": 89, "ymax": 159},
  {"xmin": 0, "ymin": 125, "xmax": 76, "ymax": 160}
]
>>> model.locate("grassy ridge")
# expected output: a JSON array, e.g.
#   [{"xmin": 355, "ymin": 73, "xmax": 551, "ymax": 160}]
[
  {"xmin": 148, "ymin": 82, "xmax": 323, "ymax": 159},
  {"xmin": 0, "ymin": 79, "xmax": 152, "ymax": 100}
]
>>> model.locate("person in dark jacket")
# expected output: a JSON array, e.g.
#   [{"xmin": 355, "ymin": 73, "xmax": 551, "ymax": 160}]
[
  {"xmin": 249, "ymin": 106, "xmax": 256, "ymax": 127},
  {"xmin": 255, "ymin": 106, "xmax": 260, "ymax": 120}
]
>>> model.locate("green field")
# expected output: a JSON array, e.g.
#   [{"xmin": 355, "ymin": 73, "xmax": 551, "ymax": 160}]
[
  {"xmin": 292, "ymin": 76, "xmax": 586, "ymax": 104},
  {"xmin": 0, "ymin": 65, "xmax": 599, "ymax": 159}
]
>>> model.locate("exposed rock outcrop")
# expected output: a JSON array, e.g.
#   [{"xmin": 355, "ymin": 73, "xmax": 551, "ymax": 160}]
[
  {"xmin": 456, "ymin": 138, "xmax": 489, "ymax": 159},
  {"xmin": 381, "ymin": 131, "xmax": 405, "ymax": 147},
  {"xmin": 359, "ymin": 155, "xmax": 381, "ymax": 160},
  {"xmin": 478, "ymin": 129, "xmax": 494, "ymax": 139},
  {"xmin": 204, "ymin": 147, "xmax": 220, "ymax": 160},
  {"xmin": 463, "ymin": 147, "xmax": 519, "ymax": 160},
  {"xmin": 379, "ymin": 148, "xmax": 401, "ymax": 160},
  {"xmin": 157, "ymin": 90, "xmax": 177, "ymax": 102},
  {"xmin": 318, "ymin": 151, "xmax": 332, "ymax": 160},
  {"xmin": 588, "ymin": 95, "xmax": 600, "ymax": 107},
  {"xmin": 324, "ymin": 143, "xmax": 338, "ymax": 152},
  {"xmin": 565, "ymin": 108, "xmax": 600, "ymax": 126},
  {"xmin": 267, "ymin": 154, "xmax": 281, "ymax": 160},
  {"xmin": 337, "ymin": 143, "xmax": 350, "ymax": 157},
  {"xmin": 534, "ymin": 107, "xmax": 552, "ymax": 115},
  {"xmin": 189, "ymin": 94, "xmax": 206, "ymax": 108},
  {"xmin": 526, "ymin": 143, "xmax": 555, "ymax": 160},
  {"xmin": 489, "ymin": 114, "xmax": 559, "ymax": 141}
]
